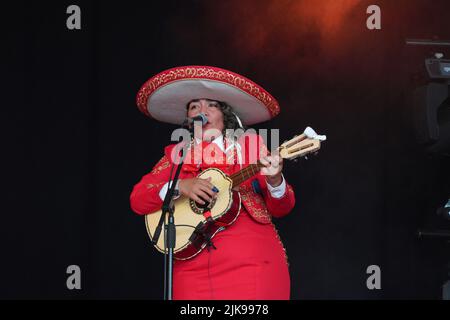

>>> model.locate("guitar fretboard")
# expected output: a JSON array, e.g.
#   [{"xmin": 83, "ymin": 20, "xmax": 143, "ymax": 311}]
[{"xmin": 229, "ymin": 161, "xmax": 265, "ymax": 187}]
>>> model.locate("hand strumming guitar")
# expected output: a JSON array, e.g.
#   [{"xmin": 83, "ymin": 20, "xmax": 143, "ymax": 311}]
[{"xmin": 178, "ymin": 177, "xmax": 218, "ymax": 205}]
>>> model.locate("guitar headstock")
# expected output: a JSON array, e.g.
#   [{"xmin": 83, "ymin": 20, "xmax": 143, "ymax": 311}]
[{"xmin": 278, "ymin": 133, "xmax": 322, "ymax": 161}]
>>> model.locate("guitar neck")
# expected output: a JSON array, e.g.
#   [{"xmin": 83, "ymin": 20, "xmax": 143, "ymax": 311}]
[
  {"xmin": 229, "ymin": 145, "xmax": 283, "ymax": 187},
  {"xmin": 229, "ymin": 161, "xmax": 265, "ymax": 187},
  {"xmin": 228, "ymin": 131, "xmax": 322, "ymax": 187}
]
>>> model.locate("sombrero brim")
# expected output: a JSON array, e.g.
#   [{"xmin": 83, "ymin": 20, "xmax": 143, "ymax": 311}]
[{"xmin": 136, "ymin": 66, "xmax": 280, "ymax": 125}]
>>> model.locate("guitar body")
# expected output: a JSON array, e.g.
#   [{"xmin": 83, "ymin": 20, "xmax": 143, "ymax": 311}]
[
  {"xmin": 143, "ymin": 128, "xmax": 325, "ymax": 260},
  {"xmin": 144, "ymin": 168, "xmax": 242, "ymax": 260}
]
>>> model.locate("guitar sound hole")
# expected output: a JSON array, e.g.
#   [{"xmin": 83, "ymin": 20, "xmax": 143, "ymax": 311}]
[
  {"xmin": 196, "ymin": 200, "xmax": 210, "ymax": 210},
  {"xmin": 190, "ymin": 197, "xmax": 217, "ymax": 215}
]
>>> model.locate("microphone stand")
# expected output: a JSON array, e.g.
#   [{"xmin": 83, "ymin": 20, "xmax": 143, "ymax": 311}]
[{"xmin": 152, "ymin": 123, "xmax": 194, "ymax": 300}]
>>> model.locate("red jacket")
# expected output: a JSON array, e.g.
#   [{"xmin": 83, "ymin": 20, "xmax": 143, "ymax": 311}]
[{"xmin": 130, "ymin": 134, "xmax": 296, "ymax": 224}]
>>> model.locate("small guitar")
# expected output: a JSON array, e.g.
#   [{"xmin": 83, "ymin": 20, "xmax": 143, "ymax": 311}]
[{"xmin": 145, "ymin": 127, "xmax": 326, "ymax": 260}]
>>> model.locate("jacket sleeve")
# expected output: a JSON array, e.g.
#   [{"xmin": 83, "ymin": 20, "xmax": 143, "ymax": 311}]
[
  {"xmin": 258, "ymin": 173, "xmax": 296, "ymax": 218},
  {"xmin": 130, "ymin": 155, "xmax": 173, "ymax": 215}
]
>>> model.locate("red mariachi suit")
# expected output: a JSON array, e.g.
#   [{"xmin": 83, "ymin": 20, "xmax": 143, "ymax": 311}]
[{"xmin": 130, "ymin": 134, "xmax": 296, "ymax": 300}]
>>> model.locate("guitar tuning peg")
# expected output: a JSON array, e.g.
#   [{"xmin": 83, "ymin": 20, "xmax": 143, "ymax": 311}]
[{"xmin": 304, "ymin": 156, "xmax": 308, "ymax": 160}]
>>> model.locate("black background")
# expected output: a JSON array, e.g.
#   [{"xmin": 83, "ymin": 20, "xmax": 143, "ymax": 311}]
[{"xmin": 2, "ymin": 0, "xmax": 450, "ymax": 299}]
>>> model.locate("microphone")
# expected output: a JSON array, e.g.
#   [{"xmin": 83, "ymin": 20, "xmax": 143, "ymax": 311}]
[{"xmin": 184, "ymin": 113, "xmax": 208, "ymax": 126}]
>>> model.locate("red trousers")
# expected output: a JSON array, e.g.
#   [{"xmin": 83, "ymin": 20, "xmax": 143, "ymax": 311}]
[{"xmin": 173, "ymin": 208, "xmax": 290, "ymax": 300}]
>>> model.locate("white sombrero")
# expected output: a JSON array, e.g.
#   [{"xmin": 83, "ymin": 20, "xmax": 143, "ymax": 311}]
[{"xmin": 136, "ymin": 65, "xmax": 280, "ymax": 125}]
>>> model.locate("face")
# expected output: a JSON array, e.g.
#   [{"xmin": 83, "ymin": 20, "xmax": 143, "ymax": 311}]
[{"xmin": 187, "ymin": 99, "xmax": 225, "ymax": 141}]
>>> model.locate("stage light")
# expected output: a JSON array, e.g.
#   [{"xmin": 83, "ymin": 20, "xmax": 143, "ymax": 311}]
[
  {"xmin": 412, "ymin": 82, "xmax": 450, "ymax": 155},
  {"xmin": 444, "ymin": 279, "xmax": 450, "ymax": 300},
  {"xmin": 437, "ymin": 199, "xmax": 450, "ymax": 221},
  {"xmin": 425, "ymin": 57, "xmax": 450, "ymax": 80},
  {"xmin": 408, "ymin": 39, "xmax": 450, "ymax": 156}
]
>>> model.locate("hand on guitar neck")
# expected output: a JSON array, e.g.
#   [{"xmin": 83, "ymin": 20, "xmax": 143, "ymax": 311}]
[{"xmin": 259, "ymin": 154, "xmax": 284, "ymax": 188}]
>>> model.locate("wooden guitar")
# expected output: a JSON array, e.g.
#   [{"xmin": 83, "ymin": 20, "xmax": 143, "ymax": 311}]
[{"xmin": 145, "ymin": 128, "xmax": 325, "ymax": 260}]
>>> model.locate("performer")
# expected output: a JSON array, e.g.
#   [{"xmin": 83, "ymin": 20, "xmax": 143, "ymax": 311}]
[{"xmin": 130, "ymin": 66, "xmax": 296, "ymax": 300}]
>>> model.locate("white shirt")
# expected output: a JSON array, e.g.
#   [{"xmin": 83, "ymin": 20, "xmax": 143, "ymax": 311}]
[{"xmin": 159, "ymin": 135, "xmax": 286, "ymax": 200}]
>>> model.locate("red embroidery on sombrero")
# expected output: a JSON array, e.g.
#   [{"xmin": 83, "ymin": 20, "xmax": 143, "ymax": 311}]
[{"xmin": 136, "ymin": 66, "xmax": 280, "ymax": 120}]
